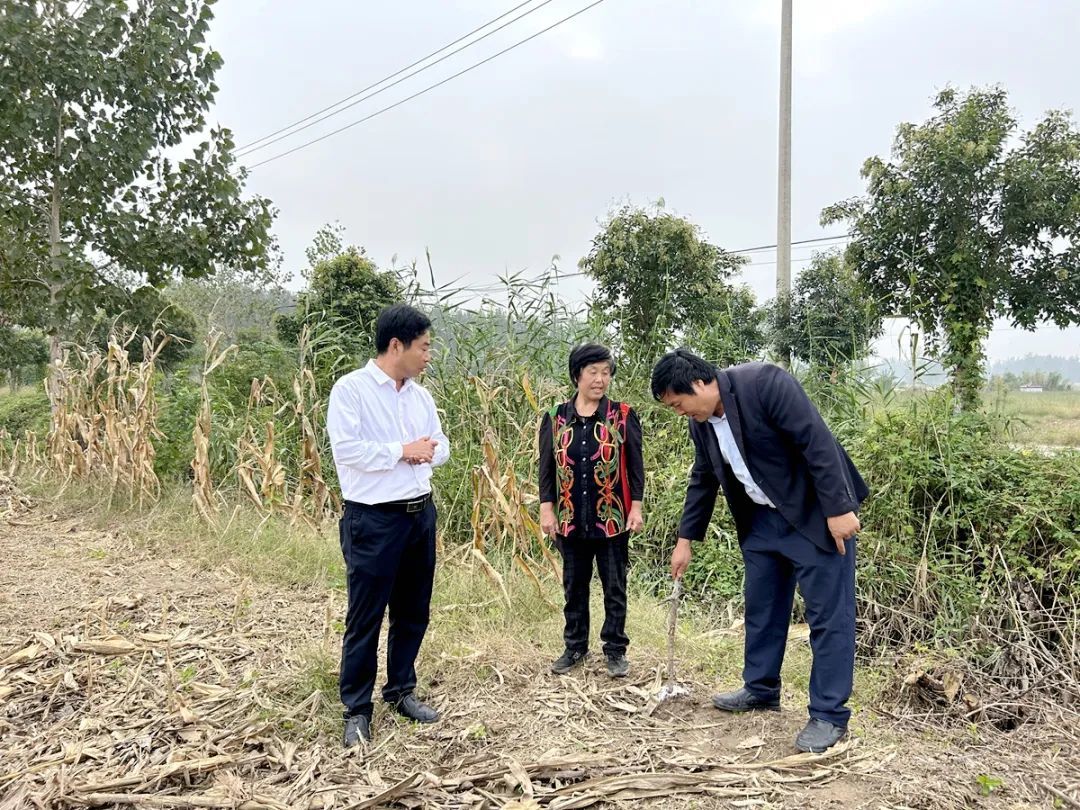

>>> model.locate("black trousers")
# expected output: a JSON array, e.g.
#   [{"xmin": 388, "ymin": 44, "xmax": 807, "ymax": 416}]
[
  {"xmin": 339, "ymin": 499, "xmax": 436, "ymax": 719},
  {"xmin": 559, "ymin": 533, "xmax": 629, "ymax": 657},
  {"xmin": 741, "ymin": 505, "xmax": 856, "ymax": 727}
]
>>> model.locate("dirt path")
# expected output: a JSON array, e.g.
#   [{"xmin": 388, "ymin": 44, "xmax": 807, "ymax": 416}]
[{"xmin": 1, "ymin": 478, "xmax": 1074, "ymax": 809}]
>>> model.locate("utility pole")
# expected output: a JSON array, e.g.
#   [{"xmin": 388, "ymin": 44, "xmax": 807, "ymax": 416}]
[{"xmin": 777, "ymin": 0, "xmax": 792, "ymax": 366}]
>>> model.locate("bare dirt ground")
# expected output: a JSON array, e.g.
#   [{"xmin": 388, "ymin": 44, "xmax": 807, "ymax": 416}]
[{"xmin": 1, "ymin": 475, "xmax": 1077, "ymax": 809}]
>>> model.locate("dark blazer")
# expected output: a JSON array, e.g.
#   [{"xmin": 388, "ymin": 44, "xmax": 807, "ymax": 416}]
[{"xmin": 678, "ymin": 362, "xmax": 869, "ymax": 554}]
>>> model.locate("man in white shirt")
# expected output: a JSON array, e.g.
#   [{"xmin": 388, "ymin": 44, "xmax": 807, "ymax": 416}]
[{"xmin": 326, "ymin": 304, "xmax": 450, "ymax": 748}]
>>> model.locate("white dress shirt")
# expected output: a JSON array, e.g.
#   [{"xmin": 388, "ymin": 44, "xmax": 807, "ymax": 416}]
[
  {"xmin": 708, "ymin": 414, "xmax": 776, "ymax": 508},
  {"xmin": 327, "ymin": 360, "xmax": 450, "ymax": 504}
]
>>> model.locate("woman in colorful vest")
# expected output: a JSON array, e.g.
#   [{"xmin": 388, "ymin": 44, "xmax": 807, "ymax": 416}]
[{"xmin": 538, "ymin": 343, "xmax": 645, "ymax": 678}]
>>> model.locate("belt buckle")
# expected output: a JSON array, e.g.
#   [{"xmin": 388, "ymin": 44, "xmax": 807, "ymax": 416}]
[{"xmin": 406, "ymin": 497, "xmax": 424, "ymax": 513}]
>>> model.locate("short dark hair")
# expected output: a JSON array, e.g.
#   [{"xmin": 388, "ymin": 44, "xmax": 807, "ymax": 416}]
[
  {"xmin": 569, "ymin": 343, "xmax": 615, "ymax": 384},
  {"xmin": 650, "ymin": 348, "xmax": 716, "ymax": 400},
  {"xmin": 375, "ymin": 304, "xmax": 431, "ymax": 354}
]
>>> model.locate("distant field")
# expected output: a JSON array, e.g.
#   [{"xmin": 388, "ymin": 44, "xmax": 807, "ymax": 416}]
[{"xmin": 993, "ymin": 390, "xmax": 1080, "ymax": 447}]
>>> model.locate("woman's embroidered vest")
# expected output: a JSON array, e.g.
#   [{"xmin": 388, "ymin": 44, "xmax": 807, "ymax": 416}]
[{"xmin": 549, "ymin": 399, "xmax": 632, "ymax": 538}]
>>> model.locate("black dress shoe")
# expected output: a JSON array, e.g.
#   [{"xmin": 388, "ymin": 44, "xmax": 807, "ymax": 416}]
[
  {"xmin": 550, "ymin": 649, "xmax": 588, "ymax": 674},
  {"xmin": 393, "ymin": 693, "xmax": 440, "ymax": 724},
  {"xmin": 711, "ymin": 686, "xmax": 781, "ymax": 713},
  {"xmin": 795, "ymin": 718, "xmax": 847, "ymax": 753},
  {"xmin": 343, "ymin": 714, "xmax": 371, "ymax": 747}
]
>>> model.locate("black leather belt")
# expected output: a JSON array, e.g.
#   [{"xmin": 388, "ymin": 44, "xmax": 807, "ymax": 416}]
[{"xmin": 346, "ymin": 494, "xmax": 431, "ymax": 514}]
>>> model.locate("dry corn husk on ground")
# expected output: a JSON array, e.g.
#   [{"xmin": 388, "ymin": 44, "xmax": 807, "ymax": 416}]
[
  {"xmin": 0, "ymin": 470, "xmax": 33, "ymax": 517},
  {"xmin": 2, "ymin": 474, "xmax": 1079, "ymax": 808}
]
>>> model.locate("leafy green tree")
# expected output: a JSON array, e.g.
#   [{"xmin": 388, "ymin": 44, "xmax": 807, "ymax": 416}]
[
  {"xmin": 1042, "ymin": 372, "xmax": 1069, "ymax": 391},
  {"xmin": 1002, "ymin": 370, "xmax": 1071, "ymax": 391},
  {"xmin": 684, "ymin": 285, "xmax": 767, "ymax": 367},
  {"xmin": 769, "ymin": 251, "xmax": 883, "ymax": 371},
  {"xmin": 579, "ymin": 203, "xmax": 748, "ymax": 355},
  {"xmin": 166, "ymin": 264, "xmax": 294, "ymax": 345},
  {"xmin": 0, "ymin": 325, "xmax": 49, "ymax": 389},
  {"xmin": 0, "ymin": 0, "xmax": 274, "ymax": 367},
  {"xmin": 276, "ymin": 228, "xmax": 403, "ymax": 364},
  {"xmin": 823, "ymin": 87, "xmax": 1080, "ymax": 409},
  {"xmin": 998, "ymin": 372, "xmax": 1021, "ymax": 391},
  {"xmin": 85, "ymin": 286, "xmax": 197, "ymax": 369}
]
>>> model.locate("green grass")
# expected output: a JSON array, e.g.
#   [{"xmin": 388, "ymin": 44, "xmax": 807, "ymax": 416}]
[
  {"xmin": 18, "ymin": 479, "xmax": 346, "ymax": 588},
  {"xmin": 878, "ymin": 386, "xmax": 1080, "ymax": 447},
  {"xmin": 993, "ymin": 390, "xmax": 1080, "ymax": 447}
]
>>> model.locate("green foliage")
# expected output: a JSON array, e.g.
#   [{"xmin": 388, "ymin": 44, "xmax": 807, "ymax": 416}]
[
  {"xmin": 155, "ymin": 338, "xmax": 298, "ymax": 481},
  {"xmin": 0, "ymin": 0, "xmax": 274, "ymax": 347},
  {"xmin": 85, "ymin": 286, "xmax": 197, "ymax": 369},
  {"xmin": 824, "ymin": 87, "xmax": 1080, "ymax": 410},
  {"xmin": 975, "ymin": 774, "xmax": 1004, "ymax": 796},
  {"xmin": 849, "ymin": 391, "xmax": 1080, "ymax": 660},
  {"xmin": 990, "ymin": 370, "xmax": 1072, "ymax": 392},
  {"xmin": 579, "ymin": 203, "xmax": 751, "ymax": 357},
  {"xmin": 166, "ymin": 265, "xmax": 294, "ymax": 345},
  {"xmin": 154, "ymin": 377, "xmax": 201, "ymax": 481},
  {"xmin": 682, "ymin": 285, "xmax": 768, "ymax": 367},
  {"xmin": 797, "ymin": 364, "xmax": 883, "ymax": 444},
  {"xmin": 276, "ymin": 227, "xmax": 403, "ymax": 374},
  {"xmin": 768, "ymin": 251, "xmax": 883, "ymax": 369},
  {"xmin": 0, "ymin": 386, "xmax": 50, "ymax": 437},
  {"xmin": 990, "ymin": 354, "xmax": 1080, "ymax": 384},
  {"xmin": 0, "ymin": 326, "xmax": 48, "ymax": 388}
]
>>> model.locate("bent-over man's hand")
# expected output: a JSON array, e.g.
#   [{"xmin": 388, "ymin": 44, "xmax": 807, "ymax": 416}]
[
  {"xmin": 826, "ymin": 511, "xmax": 860, "ymax": 556},
  {"xmin": 671, "ymin": 537, "xmax": 692, "ymax": 579}
]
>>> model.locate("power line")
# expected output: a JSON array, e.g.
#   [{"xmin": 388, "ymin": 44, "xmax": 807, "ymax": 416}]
[
  {"xmin": 880, "ymin": 326, "xmax": 1073, "ymax": 335},
  {"xmin": 444, "ymin": 257, "xmax": 814, "ymax": 293},
  {"xmin": 236, "ymin": 0, "xmax": 558, "ymax": 157},
  {"xmin": 376, "ymin": 237, "xmax": 849, "ymax": 298},
  {"xmin": 247, "ymin": 0, "xmax": 608, "ymax": 170},
  {"xmin": 735, "ymin": 234, "xmax": 849, "ymax": 254},
  {"xmin": 746, "ymin": 256, "xmax": 816, "ymax": 267},
  {"xmin": 456, "ymin": 246, "xmax": 831, "ymax": 291}
]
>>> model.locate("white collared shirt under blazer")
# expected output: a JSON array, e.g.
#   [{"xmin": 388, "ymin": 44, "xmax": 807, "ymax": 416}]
[
  {"xmin": 708, "ymin": 414, "xmax": 776, "ymax": 508},
  {"xmin": 327, "ymin": 360, "xmax": 450, "ymax": 505}
]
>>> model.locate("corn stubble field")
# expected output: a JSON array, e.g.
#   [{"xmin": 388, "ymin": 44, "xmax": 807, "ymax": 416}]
[{"xmin": 1, "ymin": 321, "xmax": 1078, "ymax": 809}]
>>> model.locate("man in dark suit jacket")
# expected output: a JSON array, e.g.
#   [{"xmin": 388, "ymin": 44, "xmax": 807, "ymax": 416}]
[{"xmin": 651, "ymin": 349, "xmax": 869, "ymax": 753}]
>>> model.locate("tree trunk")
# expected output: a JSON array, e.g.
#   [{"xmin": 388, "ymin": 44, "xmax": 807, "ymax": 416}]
[
  {"xmin": 946, "ymin": 317, "xmax": 990, "ymax": 412},
  {"xmin": 46, "ymin": 102, "xmax": 64, "ymax": 409}
]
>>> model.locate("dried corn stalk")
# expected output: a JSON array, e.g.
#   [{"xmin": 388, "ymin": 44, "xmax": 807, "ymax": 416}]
[
  {"xmin": 0, "ymin": 428, "xmax": 10, "ymax": 473},
  {"xmin": 467, "ymin": 373, "xmax": 563, "ymax": 607},
  {"xmin": 289, "ymin": 366, "xmax": 335, "ymax": 527},
  {"xmin": 192, "ymin": 332, "xmax": 236, "ymax": 526},
  {"xmin": 41, "ymin": 331, "xmax": 167, "ymax": 505},
  {"xmin": 235, "ymin": 377, "xmax": 288, "ymax": 512},
  {"xmin": 229, "ymin": 329, "xmax": 338, "ymax": 529}
]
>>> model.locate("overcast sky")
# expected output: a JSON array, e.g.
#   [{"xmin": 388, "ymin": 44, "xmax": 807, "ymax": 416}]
[{"xmin": 204, "ymin": 0, "xmax": 1080, "ymax": 362}]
